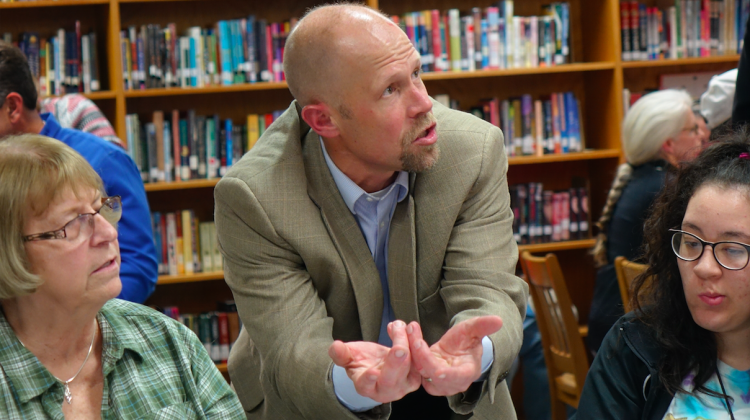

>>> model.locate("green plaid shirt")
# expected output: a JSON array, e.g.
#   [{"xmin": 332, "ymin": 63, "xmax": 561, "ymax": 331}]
[{"xmin": 0, "ymin": 299, "xmax": 245, "ymax": 419}]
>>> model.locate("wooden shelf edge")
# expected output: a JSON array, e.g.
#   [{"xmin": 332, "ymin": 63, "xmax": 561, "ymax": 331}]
[
  {"xmin": 508, "ymin": 149, "xmax": 620, "ymax": 165},
  {"xmin": 518, "ymin": 239, "xmax": 596, "ymax": 253},
  {"xmin": 621, "ymin": 55, "xmax": 740, "ymax": 68},
  {"xmin": 144, "ymin": 178, "xmax": 220, "ymax": 192},
  {"xmin": 121, "ymin": 63, "xmax": 615, "ymax": 98},
  {"xmin": 157, "ymin": 271, "xmax": 224, "ymax": 285},
  {"xmin": 216, "ymin": 363, "xmax": 227, "ymax": 373},
  {"xmin": 421, "ymin": 62, "xmax": 615, "ymax": 81},
  {"xmin": 124, "ymin": 82, "xmax": 289, "ymax": 98},
  {"xmin": 0, "ymin": 0, "xmax": 108, "ymax": 8},
  {"xmin": 42, "ymin": 90, "xmax": 116, "ymax": 100}
]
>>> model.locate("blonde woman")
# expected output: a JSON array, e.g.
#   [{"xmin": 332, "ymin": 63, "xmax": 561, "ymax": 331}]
[
  {"xmin": 588, "ymin": 89, "xmax": 703, "ymax": 353},
  {"xmin": 0, "ymin": 134, "xmax": 244, "ymax": 418}
]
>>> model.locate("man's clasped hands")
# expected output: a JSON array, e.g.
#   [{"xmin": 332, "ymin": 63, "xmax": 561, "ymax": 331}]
[{"xmin": 328, "ymin": 315, "xmax": 504, "ymax": 403}]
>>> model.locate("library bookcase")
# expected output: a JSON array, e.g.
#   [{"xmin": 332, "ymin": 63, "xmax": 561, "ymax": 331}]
[{"xmin": 1, "ymin": 0, "xmax": 739, "ymax": 413}]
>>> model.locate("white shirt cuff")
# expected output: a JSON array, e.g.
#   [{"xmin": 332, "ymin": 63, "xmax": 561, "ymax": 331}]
[
  {"xmin": 332, "ymin": 365, "xmax": 382, "ymax": 412},
  {"xmin": 475, "ymin": 336, "xmax": 494, "ymax": 382}
]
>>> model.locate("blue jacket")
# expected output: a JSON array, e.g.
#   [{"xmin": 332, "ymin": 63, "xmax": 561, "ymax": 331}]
[{"xmin": 40, "ymin": 114, "xmax": 158, "ymax": 303}]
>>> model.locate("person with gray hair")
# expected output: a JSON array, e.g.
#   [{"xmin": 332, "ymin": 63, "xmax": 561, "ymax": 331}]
[
  {"xmin": 588, "ymin": 89, "xmax": 703, "ymax": 353},
  {"xmin": 0, "ymin": 134, "xmax": 244, "ymax": 418}
]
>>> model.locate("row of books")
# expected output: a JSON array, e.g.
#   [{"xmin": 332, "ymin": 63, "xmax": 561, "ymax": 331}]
[
  {"xmin": 396, "ymin": 2, "xmax": 570, "ymax": 73},
  {"xmin": 510, "ymin": 181, "xmax": 590, "ymax": 245},
  {"xmin": 3, "ymin": 23, "xmax": 101, "ymax": 96},
  {"xmin": 620, "ymin": 0, "xmax": 748, "ymax": 61},
  {"xmin": 126, "ymin": 109, "xmax": 283, "ymax": 183},
  {"xmin": 120, "ymin": 17, "xmax": 295, "ymax": 90},
  {"xmin": 160, "ymin": 302, "xmax": 240, "ymax": 364},
  {"xmin": 435, "ymin": 91, "xmax": 584, "ymax": 157},
  {"xmin": 152, "ymin": 211, "xmax": 222, "ymax": 276}
]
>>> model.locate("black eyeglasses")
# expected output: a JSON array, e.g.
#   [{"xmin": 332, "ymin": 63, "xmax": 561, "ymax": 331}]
[
  {"xmin": 23, "ymin": 196, "xmax": 122, "ymax": 242},
  {"xmin": 670, "ymin": 229, "xmax": 750, "ymax": 270}
]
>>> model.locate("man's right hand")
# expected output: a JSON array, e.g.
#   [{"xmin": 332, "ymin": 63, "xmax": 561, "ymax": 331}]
[{"xmin": 328, "ymin": 320, "xmax": 421, "ymax": 403}]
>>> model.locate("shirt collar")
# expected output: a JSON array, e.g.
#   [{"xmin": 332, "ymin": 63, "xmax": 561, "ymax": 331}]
[
  {"xmin": 0, "ymin": 301, "xmax": 145, "ymax": 404},
  {"xmin": 39, "ymin": 113, "xmax": 61, "ymax": 138},
  {"xmin": 319, "ymin": 136, "xmax": 409, "ymax": 215},
  {"xmin": 0, "ymin": 309, "xmax": 57, "ymax": 403}
]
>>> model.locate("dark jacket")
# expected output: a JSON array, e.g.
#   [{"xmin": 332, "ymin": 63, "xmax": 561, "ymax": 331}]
[
  {"xmin": 573, "ymin": 313, "xmax": 673, "ymax": 420},
  {"xmin": 733, "ymin": 16, "xmax": 750, "ymax": 128},
  {"xmin": 588, "ymin": 160, "xmax": 667, "ymax": 353}
]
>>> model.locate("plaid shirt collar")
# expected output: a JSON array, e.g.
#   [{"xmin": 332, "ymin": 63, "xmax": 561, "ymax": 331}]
[{"xmin": 0, "ymin": 302, "xmax": 146, "ymax": 403}]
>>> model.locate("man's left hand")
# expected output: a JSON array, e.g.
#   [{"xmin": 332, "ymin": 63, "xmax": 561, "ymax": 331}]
[{"xmin": 406, "ymin": 316, "xmax": 503, "ymax": 396}]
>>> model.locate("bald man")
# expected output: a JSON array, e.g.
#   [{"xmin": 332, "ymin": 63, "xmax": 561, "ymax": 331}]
[{"xmin": 214, "ymin": 4, "xmax": 527, "ymax": 420}]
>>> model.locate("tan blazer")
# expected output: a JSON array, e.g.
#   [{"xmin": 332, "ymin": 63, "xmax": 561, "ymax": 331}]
[{"xmin": 214, "ymin": 100, "xmax": 527, "ymax": 420}]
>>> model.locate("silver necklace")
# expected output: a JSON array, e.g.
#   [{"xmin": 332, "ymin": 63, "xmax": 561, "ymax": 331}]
[{"xmin": 17, "ymin": 320, "xmax": 97, "ymax": 404}]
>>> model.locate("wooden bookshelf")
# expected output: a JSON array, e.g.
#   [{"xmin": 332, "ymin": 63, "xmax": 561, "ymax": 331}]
[
  {"xmin": 621, "ymin": 55, "xmax": 741, "ymax": 68},
  {"xmin": 0, "ymin": 0, "xmax": 108, "ymax": 8},
  {"xmin": 157, "ymin": 271, "xmax": 225, "ymax": 285},
  {"xmin": 518, "ymin": 239, "xmax": 597, "ymax": 254},
  {"xmin": 508, "ymin": 149, "xmax": 621, "ymax": 166},
  {"xmin": 421, "ymin": 62, "xmax": 616, "ymax": 81},
  {"xmin": 144, "ymin": 178, "xmax": 220, "ymax": 192},
  {"xmin": 123, "ymin": 82, "xmax": 290, "ymax": 98}
]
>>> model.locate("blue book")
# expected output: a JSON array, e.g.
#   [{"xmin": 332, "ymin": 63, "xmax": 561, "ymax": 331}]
[
  {"xmin": 557, "ymin": 93, "xmax": 568, "ymax": 154},
  {"xmin": 564, "ymin": 92, "xmax": 580, "ymax": 152},
  {"xmin": 224, "ymin": 119, "xmax": 233, "ymax": 169},
  {"xmin": 188, "ymin": 37, "xmax": 197, "ymax": 86},
  {"xmin": 480, "ymin": 20, "xmax": 489, "ymax": 69}
]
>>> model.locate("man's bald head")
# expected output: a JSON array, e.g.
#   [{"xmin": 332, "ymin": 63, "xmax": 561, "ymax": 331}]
[{"xmin": 283, "ymin": 4, "xmax": 397, "ymax": 107}]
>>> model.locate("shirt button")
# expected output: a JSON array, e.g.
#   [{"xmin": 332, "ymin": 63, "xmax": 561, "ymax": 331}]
[
  {"xmin": 380, "ymin": 222, "xmax": 385, "ymax": 228},
  {"xmin": 366, "ymin": 197, "xmax": 374, "ymax": 202}
]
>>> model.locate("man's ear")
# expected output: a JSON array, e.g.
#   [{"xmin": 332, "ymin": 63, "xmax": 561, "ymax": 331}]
[
  {"xmin": 301, "ymin": 103, "xmax": 340, "ymax": 138},
  {"xmin": 3, "ymin": 93, "xmax": 26, "ymax": 125}
]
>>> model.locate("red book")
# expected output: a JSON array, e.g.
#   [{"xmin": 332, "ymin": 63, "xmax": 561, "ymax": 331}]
[
  {"xmin": 264, "ymin": 113, "xmax": 274, "ymax": 130},
  {"xmin": 265, "ymin": 25, "xmax": 273, "ymax": 81},
  {"xmin": 431, "ymin": 10, "xmax": 443, "ymax": 71},
  {"xmin": 218, "ymin": 312, "xmax": 230, "ymax": 362}
]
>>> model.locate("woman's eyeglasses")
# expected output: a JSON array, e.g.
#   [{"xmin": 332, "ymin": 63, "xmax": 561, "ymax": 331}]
[
  {"xmin": 23, "ymin": 196, "xmax": 122, "ymax": 242},
  {"xmin": 670, "ymin": 229, "xmax": 750, "ymax": 270}
]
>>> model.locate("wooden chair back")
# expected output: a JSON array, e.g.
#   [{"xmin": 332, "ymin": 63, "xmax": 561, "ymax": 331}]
[
  {"xmin": 520, "ymin": 251, "xmax": 589, "ymax": 418},
  {"xmin": 614, "ymin": 256, "xmax": 649, "ymax": 312}
]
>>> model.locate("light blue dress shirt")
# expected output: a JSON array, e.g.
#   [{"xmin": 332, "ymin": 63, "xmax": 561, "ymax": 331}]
[{"xmin": 320, "ymin": 138, "xmax": 493, "ymax": 412}]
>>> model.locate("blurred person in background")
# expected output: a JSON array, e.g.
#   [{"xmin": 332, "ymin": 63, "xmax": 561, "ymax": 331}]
[{"xmin": 588, "ymin": 89, "xmax": 703, "ymax": 354}]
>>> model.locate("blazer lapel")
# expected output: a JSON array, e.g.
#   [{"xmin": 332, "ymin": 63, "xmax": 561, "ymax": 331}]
[
  {"xmin": 387, "ymin": 176, "xmax": 419, "ymax": 324},
  {"xmin": 302, "ymin": 128, "xmax": 383, "ymax": 342}
]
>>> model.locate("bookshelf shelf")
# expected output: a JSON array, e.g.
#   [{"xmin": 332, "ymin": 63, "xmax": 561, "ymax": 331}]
[
  {"xmin": 157, "ymin": 271, "xmax": 225, "ymax": 285},
  {"xmin": 42, "ymin": 90, "xmax": 117, "ymax": 101},
  {"xmin": 216, "ymin": 363, "xmax": 227, "ymax": 373},
  {"xmin": 508, "ymin": 149, "xmax": 620, "ymax": 166},
  {"xmin": 517, "ymin": 239, "xmax": 596, "ymax": 253},
  {"xmin": 120, "ymin": 63, "xmax": 616, "ymax": 99},
  {"xmin": 0, "ymin": 0, "xmax": 108, "ymax": 8},
  {"xmin": 144, "ymin": 178, "xmax": 220, "ymax": 192},
  {"xmin": 123, "ymin": 82, "xmax": 290, "ymax": 98},
  {"xmin": 421, "ymin": 62, "xmax": 616, "ymax": 81},
  {"xmin": 621, "ymin": 55, "xmax": 741, "ymax": 69}
]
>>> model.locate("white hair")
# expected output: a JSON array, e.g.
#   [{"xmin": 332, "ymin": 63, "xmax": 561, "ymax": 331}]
[{"xmin": 622, "ymin": 89, "xmax": 693, "ymax": 166}]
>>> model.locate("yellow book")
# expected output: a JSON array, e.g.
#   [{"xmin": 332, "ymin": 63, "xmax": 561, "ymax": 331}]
[
  {"xmin": 181, "ymin": 210, "xmax": 194, "ymax": 274},
  {"xmin": 246, "ymin": 114, "xmax": 260, "ymax": 150}
]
